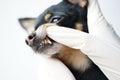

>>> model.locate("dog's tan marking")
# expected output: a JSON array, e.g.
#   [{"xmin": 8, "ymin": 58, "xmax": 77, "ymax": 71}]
[
  {"xmin": 68, "ymin": 0, "xmax": 88, "ymax": 8},
  {"xmin": 75, "ymin": 23, "xmax": 83, "ymax": 31},
  {"xmin": 52, "ymin": 45, "xmax": 91, "ymax": 72},
  {"xmin": 44, "ymin": 13, "xmax": 52, "ymax": 21},
  {"xmin": 79, "ymin": 0, "xmax": 88, "ymax": 8},
  {"xmin": 68, "ymin": 0, "xmax": 79, "ymax": 4}
]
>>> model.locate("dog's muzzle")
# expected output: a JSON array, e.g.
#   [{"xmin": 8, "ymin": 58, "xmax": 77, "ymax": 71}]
[{"xmin": 25, "ymin": 25, "xmax": 53, "ymax": 50}]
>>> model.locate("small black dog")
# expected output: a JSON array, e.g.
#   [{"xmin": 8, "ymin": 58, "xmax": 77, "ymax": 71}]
[{"xmin": 19, "ymin": 0, "xmax": 108, "ymax": 80}]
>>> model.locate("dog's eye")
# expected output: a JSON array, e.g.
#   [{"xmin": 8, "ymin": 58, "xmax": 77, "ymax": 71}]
[
  {"xmin": 51, "ymin": 17, "xmax": 61, "ymax": 23},
  {"xmin": 49, "ymin": 16, "xmax": 64, "ymax": 23}
]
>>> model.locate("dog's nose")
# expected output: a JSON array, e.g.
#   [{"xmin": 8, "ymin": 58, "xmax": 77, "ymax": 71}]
[
  {"xmin": 25, "ymin": 33, "xmax": 36, "ymax": 46},
  {"xmin": 28, "ymin": 33, "xmax": 36, "ymax": 40}
]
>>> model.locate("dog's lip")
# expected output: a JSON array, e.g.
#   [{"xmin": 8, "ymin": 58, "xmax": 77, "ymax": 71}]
[
  {"xmin": 34, "ymin": 42, "xmax": 54, "ymax": 53},
  {"xmin": 33, "ymin": 38, "xmax": 54, "ymax": 52}
]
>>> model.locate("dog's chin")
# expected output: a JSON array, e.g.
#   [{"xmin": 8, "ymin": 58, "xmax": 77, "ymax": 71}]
[{"xmin": 31, "ymin": 42, "xmax": 62, "ymax": 56}]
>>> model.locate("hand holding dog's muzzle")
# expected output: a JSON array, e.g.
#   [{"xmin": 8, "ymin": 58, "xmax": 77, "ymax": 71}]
[
  {"xmin": 25, "ymin": 25, "xmax": 47, "ymax": 46},
  {"xmin": 45, "ymin": 0, "xmax": 120, "ymax": 80},
  {"xmin": 25, "ymin": 24, "xmax": 55, "ymax": 48}
]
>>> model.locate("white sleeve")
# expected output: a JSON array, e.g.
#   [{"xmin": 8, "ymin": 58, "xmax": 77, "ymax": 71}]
[{"xmin": 47, "ymin": 26, "xmax": 120, "ymax": 80}]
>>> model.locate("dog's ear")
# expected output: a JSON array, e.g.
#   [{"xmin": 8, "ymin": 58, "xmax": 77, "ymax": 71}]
[
  {"xmin": 64, "ymin": 0, "xmax": 88, "ymax": 8},
  {"xmin": 18, "ymin": 18, "xmax": 36, "ymax": 33}
]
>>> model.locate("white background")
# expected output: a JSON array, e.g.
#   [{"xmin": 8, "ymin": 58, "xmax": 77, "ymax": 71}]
[{"xmin": 0, "ymin": 0, "xmax": 120, "ymax": 80}]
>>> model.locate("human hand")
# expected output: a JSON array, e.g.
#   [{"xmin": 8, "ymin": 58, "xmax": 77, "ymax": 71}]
[{"xmin": 45, "ymin": 1, "xmax": 120, "ymax": 80}]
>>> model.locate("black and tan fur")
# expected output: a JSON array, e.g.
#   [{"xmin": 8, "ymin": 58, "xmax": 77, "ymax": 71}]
[{"xmin": 19, "ymin": 0, "xmax": 108, "ymax": 80}]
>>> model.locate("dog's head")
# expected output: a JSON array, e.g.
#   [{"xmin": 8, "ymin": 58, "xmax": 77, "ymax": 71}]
[{"xmin": 19, "ymin": 0, "xmax": 88, "ymax": 55}]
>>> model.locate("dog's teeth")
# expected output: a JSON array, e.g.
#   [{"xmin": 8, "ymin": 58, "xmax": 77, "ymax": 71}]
[
  {"xmin": 39, "ymin": 43, "xmax": 42, "ymax": 46},
  {"xmin": 41, "ymin": 40, "xmax": 44, "ymax": 44},
  {"xmin": 44, "ymin": 39, "xmax": 47, "ymax": 44},
  {"xmin": 47, "ymin": 39, "xmax": 52, "ymax": 44},
  {"xmin": 42, "ymin": 40, "xmax": 45, "ymax": 46}
]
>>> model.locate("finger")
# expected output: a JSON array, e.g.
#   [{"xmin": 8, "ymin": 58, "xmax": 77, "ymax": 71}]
[{"xmin": 87, "ymin": 0, "xmax": 119, "ymax": 45}]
